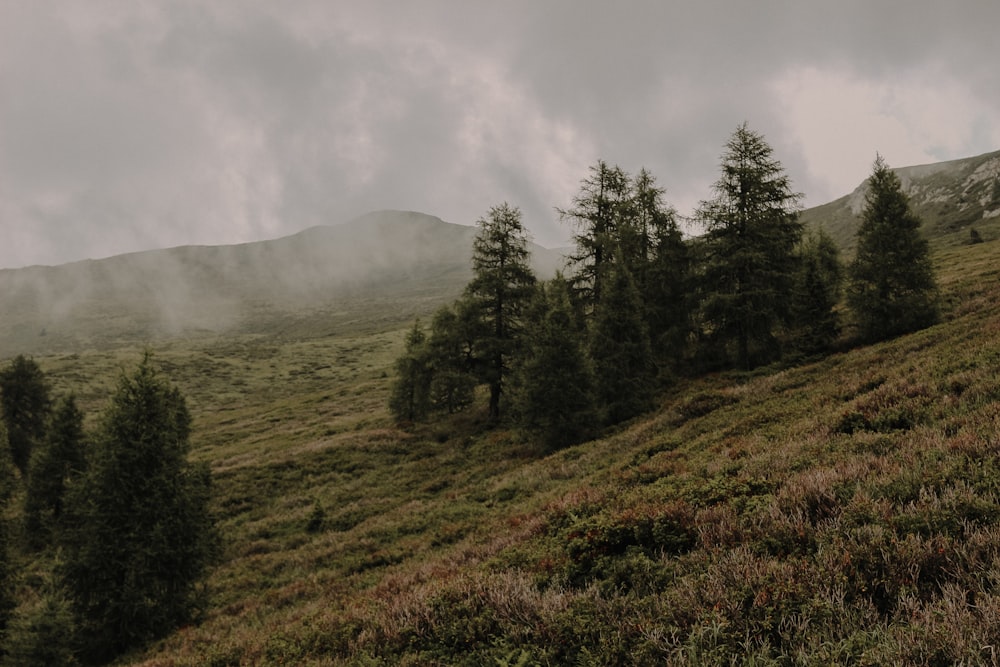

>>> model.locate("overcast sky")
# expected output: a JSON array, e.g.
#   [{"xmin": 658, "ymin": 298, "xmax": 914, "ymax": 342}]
[{"xmin": 2, "ymin": 1, "xmax": 998, "ymax": 268}]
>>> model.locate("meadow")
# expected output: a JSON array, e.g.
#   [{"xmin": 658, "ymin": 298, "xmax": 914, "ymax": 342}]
[{"xmin": 23, "ymin": 236, "xmax": 1000, "ymax": 665}]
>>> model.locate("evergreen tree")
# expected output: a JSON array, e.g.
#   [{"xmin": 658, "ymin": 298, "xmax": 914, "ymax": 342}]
[
  {"xmin": 389, "ymin": 320, "xmax": 433, "ymax": 423},
  {"xmin": 559, "ymin": 161, "xmax": 631, "ymax": 311},
  {"xmin": 426, "ymin": 305, "xmax": 477, "ymax": 415},
  {"xmin": 61, "ymin": 355, "xmax": 215, "ymax": 663},
  {"xmin": 848, "ymin": 155, "xmax": 939, "ymax": 342},
  {"xmin": 696, "ymin": 123, "xmax": 803, "ymax": 369},
  {"xmin": 465, "ymin": 203, "xmax": 537, "ymax": 421},
  {"xmin": 790, "ymin": 230, "xmax": 843, "ymax": 354},
  {"xmin": 24, "ymin": 395, "xmax": 86, "ymax": 546},
  {"xmin": 512, "ymin": 276, "xmax": 596, "ymax": 449},
  {"xmin": 590, "ymin": 259, "xmax": 656, "ymax": 425},
  {"xmin": 0, "ymin": 355, "xmax": 52, "ymax": 476}
]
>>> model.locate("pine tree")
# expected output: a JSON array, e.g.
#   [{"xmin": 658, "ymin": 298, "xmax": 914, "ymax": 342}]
[
  {"xmin": 590, "ymin": 259, "xmax": 656, "ymax": 425},
  {"xmin": 0, "ymin": 355, "xmax": 52, "ymax": 476},
  {"xmin": 559, "ymin": 161, "xmax": 631, "ymax": 311},
  {"xmin": 389, "ymin": 320, "xmax": 433, "ymax": 423},
  {"xmin": 848, "ymin": 155, "xmax": 939, "ymax": 342},
  {"xmin": 465, "ymin": 203, "xmax": 537, "ymax": 421},
  {"xmin": 512, "ymin": 276, "xmax": 597, "ymax": 449},
  {"xmin": 696, "ymin": 123, "xmax": 803, "ymax": 369},
  {"xmin": 61, "ymin": 355, "xmax": 215, "ymax": 663},
  {"xmin": 790, "ymin": 230, "xmax": 844, "ymax": 354},
  {"xmin": 24, "ymin": 395, "xmax": 86, "ymax": 546}
]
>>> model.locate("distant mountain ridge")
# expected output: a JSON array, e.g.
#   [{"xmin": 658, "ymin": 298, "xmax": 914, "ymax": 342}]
[
  {"xmin": 0, "ymin": 211, "xmax": 566, "ymax": 356},
  {"xmin": 800, "ymin": 149, "xmax": 1000, "ymax": 253}
]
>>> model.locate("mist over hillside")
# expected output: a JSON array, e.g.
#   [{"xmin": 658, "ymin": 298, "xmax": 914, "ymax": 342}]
[
  {"xmin": 3, "ymin": 147, "xmax": 997, "ymax": 358},
  {"xmin": 0, "ymin": 210, "xmax": 566, "ymax": 356}
]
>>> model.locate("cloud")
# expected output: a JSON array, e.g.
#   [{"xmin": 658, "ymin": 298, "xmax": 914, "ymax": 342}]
[
  {"xmin": 773, "ymin": 65, "xmax": 1000, "ymax": 205},
  {"xmin": 1, "ymin": 1, "xmax": 998, "ymax": 268}
]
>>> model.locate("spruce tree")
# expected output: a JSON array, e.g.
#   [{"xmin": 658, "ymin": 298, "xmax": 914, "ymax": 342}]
[
  {"xmin": 0, "ymin": 355, "xmax": 52, "ymax": 476},
  {"xmin": 590, "ymin": 259, "xmax": 656, "ymax": 425},
  {"xmin": 512, "ymin": 276, "xmax": 597, "ymax": 449},
  {"xmin": 848, "ymin": 155, "xmax": 939, "ymax": 342},
  {"xmin": 465, "ymin": 203, "xmax": 537, "ymax": 421},
  {"xmin": 696, "ymin": 123, "xmax": 803, "ymax": 369},
  {"xmin": 389, "ymin": 320, "xmax": 433, "ymax": 423},
  {"xmin": 61, "ymin": 355, "xmax": 215, "ymax": 663}
]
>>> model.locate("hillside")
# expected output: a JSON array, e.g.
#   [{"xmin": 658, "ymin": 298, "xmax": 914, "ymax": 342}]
[
  {"xmin": 800, "ymin": 148, "xmax": 1000, "ymax": 253},
  {"xmin": 10, "ymin": 224, "xmax": 996, "ymax": 664},
  {"xmin": 0, "ymin": 210, "xmax": 566, "ymax": 357}
]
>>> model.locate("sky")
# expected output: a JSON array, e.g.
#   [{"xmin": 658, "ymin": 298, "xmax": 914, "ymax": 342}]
[{"xmin": 1, "ymin": 1, "xmax": 999, "ymax": 269}]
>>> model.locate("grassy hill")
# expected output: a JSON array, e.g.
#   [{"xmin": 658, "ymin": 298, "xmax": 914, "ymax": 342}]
[
  {"xmin": 9, "ymin": 224, "xmax": 999, "ymax": 663},
  {"xmin": 0, "ymin": 210, "xmax": 566, "ymax": 357},
  {"xmin": 801, "ymin": 149, "xmax": 1000, "ymax": 254}
]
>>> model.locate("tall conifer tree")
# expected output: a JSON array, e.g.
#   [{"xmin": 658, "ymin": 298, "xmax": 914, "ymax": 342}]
[
  {"xmin": 697, "ymin": 123, "xmax": 803, "ymax": 369},
  {"xmin": 559, "ymin": 161, "xmax": 631, "ymax": 312},
  {"xmin": 465, "ymin": 203, "xmax": 537, "ymax": 421}
]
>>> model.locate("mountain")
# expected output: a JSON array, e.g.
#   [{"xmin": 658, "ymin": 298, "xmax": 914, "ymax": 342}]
[
  {"xmin": 800, "ymin": 149, "xmax": 1000, "ymax": 253},
  {"xmin": 0, "ymin": 210, "xmax": 567, "ymax": 356}
]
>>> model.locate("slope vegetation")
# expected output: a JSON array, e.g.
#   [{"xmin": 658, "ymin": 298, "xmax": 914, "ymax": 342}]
[{"xmin": 23, "ymin": 230, "xmax": 1000, "ymax": 664}]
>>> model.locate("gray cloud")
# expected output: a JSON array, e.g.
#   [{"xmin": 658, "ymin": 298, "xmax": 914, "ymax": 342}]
[{"xmin": 1, "ymin": 1, "xmax": 998, "ymax": 268}]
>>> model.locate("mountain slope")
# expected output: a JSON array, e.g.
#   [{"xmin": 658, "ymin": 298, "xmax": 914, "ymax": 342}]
[
  {"xmin": 79, "ymin": 232, "xmax": 1000, "ymax": 665},
  {"xmin": 800, "ymin": 149, "xmax": 1000, "ymax": 253},
  {"xmin": 0, "ymin": 210, "xmax": 566, "ymax": 356}
]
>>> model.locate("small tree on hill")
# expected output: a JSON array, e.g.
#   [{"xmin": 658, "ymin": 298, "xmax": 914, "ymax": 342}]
[
  {"xmin": 426, "ymin": 305, "xmax": 477, "ymax": 415},
  {"xmin": 848, "ymin": 155, "xmax": 939, "ymax": 342},
  {"xmin": 0, "ymin": 355, "xmax": 52, "ymax": 476},
  {"xmin": 24, "ymin": 395, "xmax": 87, "ymax": 545},
  {"xmin": 389, "ymin": 320, "xmax": 433, "ymax": 423},
  {"xmin": 61, "ymin": 355, "xmax": 215, "ymax": 663},
  {"xmin": 590, "ymin": 259, "xmax": 656, "ymax": 425},
  {"xmin": 790, "ymin": 230, "xmax": 844, "ymax": 354},
  {"xmin": 465, "ymin": 203, "xmax": 537, "ymax": 421},
  {"xmin": 512, "ymin": 276, "xmax": 597, "ymax": 449}
]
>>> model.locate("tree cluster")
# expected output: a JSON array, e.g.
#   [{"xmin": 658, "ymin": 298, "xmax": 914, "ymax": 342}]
[
  {"xmin": 391, "ymin": 125, "xmax": 938, "ymax": 448},
  {"xmin": 0, "ymin": 354, "xmax": 216, "ymax": 665}
]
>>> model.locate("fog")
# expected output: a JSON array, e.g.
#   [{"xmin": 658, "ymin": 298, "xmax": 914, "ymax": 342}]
[{"xmin": 0, "ymin": 211, "xmax": 566, "ymax": 356}]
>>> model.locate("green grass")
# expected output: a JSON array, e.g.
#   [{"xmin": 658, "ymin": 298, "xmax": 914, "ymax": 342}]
[{"xmin": 11, "ymin": 239, "xmax": 1000, "ymax": 665}]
